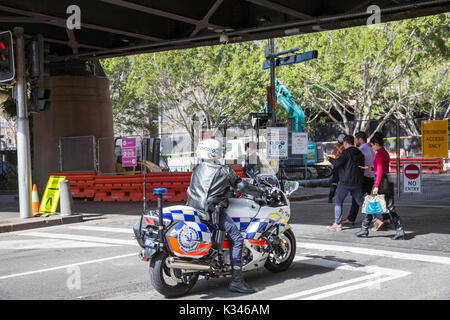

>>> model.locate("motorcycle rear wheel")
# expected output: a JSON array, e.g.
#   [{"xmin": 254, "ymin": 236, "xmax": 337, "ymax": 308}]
[
  {"xmin": 264, "ymin": 229, "xmax": 296, "ymax": 273},
  {"xmin": 149, "ymin": 252, "xmax": 199, "ymax": 298}
]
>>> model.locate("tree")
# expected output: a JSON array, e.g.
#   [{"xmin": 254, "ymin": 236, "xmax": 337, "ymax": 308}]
[
  {"xmin": 275, "ymin": 14, "xmax": 449, "ymax": 138},
  {"xmin": 100, "ymin": 56, "xmax": 158, "ymax": 136},
  {"xmin": 127, "ymin": 42, "xmax": 267, "ymax": 139},
  {"xmin": 101, "ymin": 14, "xmax": 449, "ymax": 139}
]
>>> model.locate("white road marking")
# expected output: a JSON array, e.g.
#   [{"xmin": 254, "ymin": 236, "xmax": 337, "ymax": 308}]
[
  {"xmin": 0, "ymin": 253, "xmax": 137, "ymax": 281},
  {"xmin": 0, "ymin": 239, "xmax": 117, "ymax": 250},
  {"xmin": 293, "ymin": 255, "xmax": 409, "ymax": 275},
  {"xmin": 24, "ymin": 231, "xmax": 136, "ymax": 246},
  {"xmin": 297, "ymin": 242, "xmax": 450, "ymax": 265},
  {"xmin": 302, "ymin": 273, "xmax": 408, "ymax": 300},
  {"xmin": 275, "ymin": 274, "xmax": 383, "ymax": 300},
  {"xmin": 69, "ymin": 226, "xmax": 133, "ymax": 234},
  {"xmin": 275, "ymin": 255, "xmax": 411, "ymax": 300}
]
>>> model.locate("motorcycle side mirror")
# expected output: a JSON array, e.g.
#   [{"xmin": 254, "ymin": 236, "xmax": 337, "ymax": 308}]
[{"xmin": 283, "ymin": 181, "xmax": 299, "ymax": 197}]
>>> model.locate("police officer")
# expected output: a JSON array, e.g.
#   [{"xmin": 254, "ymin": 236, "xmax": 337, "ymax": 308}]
[{"xmin": 187, "ymin": 139, "xmax": 265, "ymax": 294}]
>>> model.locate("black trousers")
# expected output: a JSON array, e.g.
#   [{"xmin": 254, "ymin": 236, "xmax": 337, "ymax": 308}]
[
  {"xmin": 329, "ymin": 166, "xmax": 340, "ymax": 197},
  {"xmin": 347, "ymin": 176, "xmax": 374, "ymax": 222}
]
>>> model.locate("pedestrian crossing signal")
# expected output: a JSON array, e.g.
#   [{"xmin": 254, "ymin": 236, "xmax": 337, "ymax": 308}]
[
  {"xmin": 0, "ymin": 31, "xmax": 15, "ymax": 83},
  {"xmin": 32, "ymin": 87, "xmax": 51, "ymax": 112}
]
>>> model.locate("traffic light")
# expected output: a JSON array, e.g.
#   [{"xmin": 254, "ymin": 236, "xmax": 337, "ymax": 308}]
[
  {"xmin": 0, "ymin": 31, "xmax": 15, "ymax": 83},
  {"xmin": 32, "ymin": 87, "xmax": 51, "ymax": 112}
]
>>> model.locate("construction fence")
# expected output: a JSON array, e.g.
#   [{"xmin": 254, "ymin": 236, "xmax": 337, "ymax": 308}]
[{"xmin": 55, "ymin": 117, "xmax": 449, "ymax": 202}]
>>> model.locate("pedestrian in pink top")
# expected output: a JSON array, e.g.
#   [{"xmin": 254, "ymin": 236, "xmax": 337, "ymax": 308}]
[
  {"xmin": 356, "ymin": 132, "xmax": 406, "ymax": 240},
  {"xmin": 370, "ymin": 141, "xmax": 393, "ymax": 231}
]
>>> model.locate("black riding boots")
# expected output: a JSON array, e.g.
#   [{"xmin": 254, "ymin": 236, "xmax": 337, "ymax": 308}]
[
  {"xmin": 391, "ymin": 215, "xmax": 406, "ymax": 240},
  {"xmin": 229, "ymin": 263, "xmax": 256, "ymax": 294},
  {"xmin": 356, "ymin": 214, "xmax": 372, "ymax": 238}
]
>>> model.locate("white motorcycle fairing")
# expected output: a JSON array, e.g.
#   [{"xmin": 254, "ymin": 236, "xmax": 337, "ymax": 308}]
[
  {"xmin": 157, "ymin": 193, "xmax": 292, "ymax": 271},
  {"xmin": 224, "ymin": 197, "xmax": 291, "ymax": 271}
]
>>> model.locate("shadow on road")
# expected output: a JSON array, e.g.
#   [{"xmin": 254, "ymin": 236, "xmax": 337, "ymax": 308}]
[{"xmin": 173, "ymin": 254, "xmax": 363, "ymax": 300}]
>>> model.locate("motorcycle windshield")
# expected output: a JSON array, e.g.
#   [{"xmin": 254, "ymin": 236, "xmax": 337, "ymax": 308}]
[{"xmin": 258, "ymin": 154, "xmax": 278, "ymax": 176}]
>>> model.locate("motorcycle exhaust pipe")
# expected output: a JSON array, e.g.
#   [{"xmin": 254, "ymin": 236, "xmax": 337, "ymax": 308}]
[{"xmin": 169, "ymin": 261, "xmax": 211, "ymax": 271}]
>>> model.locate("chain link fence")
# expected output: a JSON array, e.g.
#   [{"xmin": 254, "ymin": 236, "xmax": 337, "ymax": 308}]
[{"xmin": 59, "ymin": 136, "xmax": 97, "ymax": 172}]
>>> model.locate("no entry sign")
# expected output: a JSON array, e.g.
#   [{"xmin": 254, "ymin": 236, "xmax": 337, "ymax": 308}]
[{"xmin": 403, "ymin": 163, "xmax": 421, "ymax": 193}]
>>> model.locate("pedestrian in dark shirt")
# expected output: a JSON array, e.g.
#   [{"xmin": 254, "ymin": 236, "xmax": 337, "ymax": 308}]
[
  {"xmin": 325, "ymin": 135, "xmax": 365, "ymax": 231},
  {"xmin": 342, "ymin": 131, "xmax": 376, "ymax": 225}
]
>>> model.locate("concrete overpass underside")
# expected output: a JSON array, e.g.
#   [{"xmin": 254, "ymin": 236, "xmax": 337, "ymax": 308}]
[{"xmin": 1, "ymin": 0, "xmax": 449, "ymax": 61}]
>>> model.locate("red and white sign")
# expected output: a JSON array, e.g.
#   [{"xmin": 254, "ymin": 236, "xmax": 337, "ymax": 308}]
[{"xmin": 403, "ymin": 163, "xmax": 421, "ymax": 193}]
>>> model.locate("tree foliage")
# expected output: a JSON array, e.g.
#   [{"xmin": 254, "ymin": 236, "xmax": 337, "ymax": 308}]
[
  {"xmin": 102, "ymin": 42, "xmax": 267, "ymax": 137},
  {"xmin": 276, "ymin": 14, "xmax": 449, "ymax": 137},
  {"xmin": 101, "ymin": 14, "xmax": 449, "ymax": 138}
]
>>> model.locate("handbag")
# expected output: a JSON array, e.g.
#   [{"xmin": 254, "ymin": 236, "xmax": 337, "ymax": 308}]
[{"xmin": 362, "ymin": 194, "xmax": 387, "ymax": 214}]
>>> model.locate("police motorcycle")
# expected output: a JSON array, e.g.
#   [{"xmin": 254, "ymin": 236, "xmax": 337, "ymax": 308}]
[{"xmin": 133, "ymin": 156, "xmax": 299, "ymax": 298}]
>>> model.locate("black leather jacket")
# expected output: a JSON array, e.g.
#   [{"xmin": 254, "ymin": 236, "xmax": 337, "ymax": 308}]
[
  {"xmin": 329, "ymin": 146, "xmax": 365, "ymax": 187},
  {"xmin": 186, "ymin": 162, "xmax": 263, "ymax": 219}
]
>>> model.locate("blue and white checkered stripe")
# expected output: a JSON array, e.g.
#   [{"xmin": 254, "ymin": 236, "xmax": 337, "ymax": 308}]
[
  {"xmin": 230, "ymin": 217, "xmax": 275, "ymax": 240},
  {"xmin": 163, "ymin": 209, "xmax": 201, "ymax": 223},
  {"xmin": 232, "ymin": 217, "xmax": 252, "ymax": 232},
  {"xmin": 245, "ymin": 217, "xmax": 272, "ymax": 239}
]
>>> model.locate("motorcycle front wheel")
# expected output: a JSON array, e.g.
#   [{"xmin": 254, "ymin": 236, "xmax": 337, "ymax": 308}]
[
  {"xmin": 149, "ymin": 252, "xmax": 199, "ymax": 298},
  {"xmin": 264, "ymin": 229, "xmax": 296, "ymax": 273}
]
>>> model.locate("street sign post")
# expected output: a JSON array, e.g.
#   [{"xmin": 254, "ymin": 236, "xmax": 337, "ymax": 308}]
[
  {"xmin": 262, "ymin": 50, "xmax": 318, "ymax": 69},
  {"xmin": 263, "ymin": 40, "xmax": 318, "ymax": 126},
  {"xmin": 403, "ymin": 163, "xmax": 422, "ymax": 193}
]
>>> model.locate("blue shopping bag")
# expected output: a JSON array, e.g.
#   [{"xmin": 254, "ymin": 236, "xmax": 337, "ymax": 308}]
[{"xmin": 362, "ymin": 195, "xmax": 387, "ymax": 215}]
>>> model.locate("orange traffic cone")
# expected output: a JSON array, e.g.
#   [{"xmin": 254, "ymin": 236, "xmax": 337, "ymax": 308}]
[{"xmin": 32, "ymin": 184, "xmax": 40, "ymax": 216}]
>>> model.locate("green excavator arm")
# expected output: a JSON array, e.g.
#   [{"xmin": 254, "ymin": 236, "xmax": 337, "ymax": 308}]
[{"xmin": 264, "ymin": 78, "xmax": 305, "ymax": 133}]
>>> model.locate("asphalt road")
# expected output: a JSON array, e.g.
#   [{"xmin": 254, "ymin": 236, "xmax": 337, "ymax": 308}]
[{"xmin": 1, "ymin": 195, "xmax": 449, "ymax": 300}]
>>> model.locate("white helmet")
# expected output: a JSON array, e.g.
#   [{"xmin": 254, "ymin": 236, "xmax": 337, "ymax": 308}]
[
  {"xmin": 337, "ymin": 134, "xmax": 345, "ymax": 143},
  {"xmin": 196, "ymin": 139, "xmax": 222, "ymax": 161}
]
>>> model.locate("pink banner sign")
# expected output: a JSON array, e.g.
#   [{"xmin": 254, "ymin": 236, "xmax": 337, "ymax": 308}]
[{"xmin": 122, "ymin": 137, "xmax": 137, "ymax": 167}]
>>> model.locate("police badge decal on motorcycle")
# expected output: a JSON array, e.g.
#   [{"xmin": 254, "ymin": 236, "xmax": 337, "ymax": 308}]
[{"xmin": 178, "ymin": 224, "xmax": 200, "ymax": 253}]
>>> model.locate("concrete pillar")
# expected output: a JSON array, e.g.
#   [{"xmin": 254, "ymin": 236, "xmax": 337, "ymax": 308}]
[{"xmin": 33, "ymin": 75, "xmax": 115, "ymax": 192}]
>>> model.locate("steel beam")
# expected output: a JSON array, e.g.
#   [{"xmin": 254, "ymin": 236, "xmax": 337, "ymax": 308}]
[
  {"xmin": 244, "ymin": 0, "xmax": 313, "ymax": 20},
  {"xmin": 99, "ymin": 0, "xmax": 228, "ymax": 38},
  {"xmin": 190, "ymin": 0, "xmax": 225, "ymax": 37},
  {"xmin": 48, "ymin": 0, "xmax": 450, "ymax": 61},
  {"xmin": 0, "ymin": 4, "xmax": 162, "ymax": 42}
]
